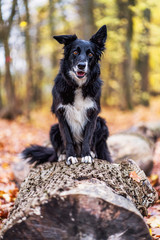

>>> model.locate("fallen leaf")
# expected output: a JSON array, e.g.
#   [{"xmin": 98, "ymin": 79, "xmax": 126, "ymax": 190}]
[
  {"xmin": 150, "ymin": 174, "xmax": 159, "ymax": 186},
  {"xmin": 1, "ymin": 163, "xmax": 9, "ymax": 169},
  {"xmin": 149, "ymin": 228, "xmax": 152, "ymax": 236},
  {"xmin": 130, "ymin": 171, "xmax": 141, "ymax": 182}
]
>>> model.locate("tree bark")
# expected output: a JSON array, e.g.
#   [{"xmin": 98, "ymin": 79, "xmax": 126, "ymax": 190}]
[
  {"xmin": 117, "ymin": 0, "xmax": 135, "ymax": 109},
  {"xmin": 77, "ymin": 0, "xmax": 96, "ymax": 39},
  {"xmin": 0, "ymin": 0, "xmax": 18, "ymax": 119},
  {"xmin": 1, "ymin": 159, "xmax": 157, "ymax": 240},
  {"xmin": 3, "ymin": 36, "xmax": 16, "ymax": 106},
  {"xmin": 23, "ymin": 0, "xmax": 34, "ymax": 118},
  {"xmin": 32, "ymin": 22, "xmax": 43, "ymax": 105},
  {"xmin": 137, "ymin": 8, "xmax": 151, "ymax": 106},
  {"xmin": 48, "ymin": 0, "xmax": 58, "ymax": 69}
]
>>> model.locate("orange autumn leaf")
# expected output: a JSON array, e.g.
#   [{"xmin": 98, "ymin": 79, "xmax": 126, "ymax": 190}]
[
  {"xmin": 130, "ymin": 171, "xmax": 141, "ymax": 183},
  {"xmin": 1, "ymin": 163, "xmax": 10, "ymax": 169},
  {"xmin": 0, "ymin": 191, "xmax": 5, "ymax": 198}
]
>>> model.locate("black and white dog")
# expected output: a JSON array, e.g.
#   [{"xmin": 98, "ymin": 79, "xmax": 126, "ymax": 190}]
[{"xmin": 22, "ymin": 25, "xmax": 112, "ymax": 165}]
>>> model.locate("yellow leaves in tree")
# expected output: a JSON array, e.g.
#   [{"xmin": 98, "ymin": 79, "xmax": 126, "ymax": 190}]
[{"xmin": 19, "ymin": 21, "xmax": 27, "ymax": 29}]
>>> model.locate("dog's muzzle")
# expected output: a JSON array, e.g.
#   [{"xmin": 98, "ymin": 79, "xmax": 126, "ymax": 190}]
[{"xmin": 74, "ymin": 62, "xmax": 88, "ymax": 79}]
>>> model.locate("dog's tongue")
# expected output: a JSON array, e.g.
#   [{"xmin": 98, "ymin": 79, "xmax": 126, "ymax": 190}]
[{"xmin": 77, "ymin": 71, "xmax": 85, "ymax": 77}]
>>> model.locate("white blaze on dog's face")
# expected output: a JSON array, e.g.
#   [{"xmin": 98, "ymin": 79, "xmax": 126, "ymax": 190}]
[
  {"xmin": 69, "ymin": 61, "xmax": 88, "ymax": 86},
  {"xmin": 68, "ymin": 39, "xmax": 95, "ymax": 86}
]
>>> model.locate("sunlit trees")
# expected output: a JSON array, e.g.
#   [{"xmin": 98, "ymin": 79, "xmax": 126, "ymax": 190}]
[{"xmin": 0, "ymin": 0, "xmax": 159, "ymax": 119}]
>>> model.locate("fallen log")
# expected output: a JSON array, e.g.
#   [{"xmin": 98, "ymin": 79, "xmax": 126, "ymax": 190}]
[
  {"xmin": 108, "ymin": 133, "xmax": 154, "ymax": 176},
  {"xmin": 0, "ymin": 159, "xmax": 157, "ymax": 240},
  {"xmin": 122, "ymin": 121, "xmax": 160, "ymax": 142},
  {"xmin": 108, "ymin": 121, "xmax": 160, "ymax": 176}
]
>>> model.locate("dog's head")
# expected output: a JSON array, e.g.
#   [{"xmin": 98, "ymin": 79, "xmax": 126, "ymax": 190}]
[{"xmin": 53, "ymin": 25, "xmax": 107, "ymax": 86}]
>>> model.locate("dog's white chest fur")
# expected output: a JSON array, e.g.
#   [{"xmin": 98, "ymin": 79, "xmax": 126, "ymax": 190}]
[{"xmin": 58, "ymin": 89, "xmax": 95, "ymax": 142}]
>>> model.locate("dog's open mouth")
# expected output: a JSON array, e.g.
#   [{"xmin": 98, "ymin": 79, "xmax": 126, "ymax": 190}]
[{"xmin": 76, "ymin": 71, "xmax": 86, "ymax": 79}]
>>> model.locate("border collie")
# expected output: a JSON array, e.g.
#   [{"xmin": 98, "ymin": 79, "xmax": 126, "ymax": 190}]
[{"xmin": 22, "ymin": 25, "xmax": 112, "ymax": 165}]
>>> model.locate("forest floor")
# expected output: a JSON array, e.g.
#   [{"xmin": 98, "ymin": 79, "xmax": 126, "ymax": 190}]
[{"xmin": 0, "ymin": 97, "xmax": 160, "ymax": 238}]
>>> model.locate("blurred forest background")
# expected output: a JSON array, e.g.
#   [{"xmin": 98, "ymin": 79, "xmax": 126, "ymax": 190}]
[
  {"xmin": 1, "ymin": 2, "xmax": 160, "ymax": 236},
  {"xmin": 0, "ymin": 0, "xmax": 160, "ymax": 119}
]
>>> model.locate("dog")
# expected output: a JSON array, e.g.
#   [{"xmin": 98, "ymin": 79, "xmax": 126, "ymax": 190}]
[{"xmin": 22, "ymin": 25, "xmax": 112, "ymax": 165}]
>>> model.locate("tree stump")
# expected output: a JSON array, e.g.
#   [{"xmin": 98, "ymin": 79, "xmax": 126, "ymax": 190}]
[{"xmin": 1, "ymin": 159, "xmax": 157, "ymax": 240}]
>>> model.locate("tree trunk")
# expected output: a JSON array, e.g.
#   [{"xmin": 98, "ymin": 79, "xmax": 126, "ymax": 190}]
[
  {"xmin": 77, "ymin": 0, "xmax": 96, "ymax": 39},
  {"xmin": 0, "ymin": 0, "xmax": 19, "ymax": 119},
  {"xmin": 3, "ymin": 36, "xmax": 15, "ymax": 105},
  {"xmin": 122, "ymin": 40, "xmax": 132, "ymax": 109},
  {"xmin": 1, "ymin": 159, "xmax": 157, "ymax": 240},
  {"xmin": 48, "ymin": 0, "xmax": 54, "ymax": 34},
  {"xmin": 0, "ymin": 35, "xmax": 18, "ymax": 119},
  {"xmin": 32, "ymin": 22, "xmax": 43, "ymax": 105},
  {"xmin": 117, "ymin": 0, "xmax": 135, "ymax": 109},
  {"xmin": 137, "ymin": 8, "xmax": 151, "ymax": 106},
  {"xmin": 23, "ymin": 0, "xmax": 34, "ymax": 117}
]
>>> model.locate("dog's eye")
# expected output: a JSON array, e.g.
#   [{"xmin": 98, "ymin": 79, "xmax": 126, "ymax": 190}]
[
  {"xmin": 88, "ymin": 52, "xmax": 93, "ymax": 57},
  {"xmin": 73, "ymin": 51, "xmax": 78, "ymax": 55}
]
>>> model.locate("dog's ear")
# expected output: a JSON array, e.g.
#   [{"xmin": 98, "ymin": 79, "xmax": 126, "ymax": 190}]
[
  {"xmin": 53, "ymin": 34, "xmax": 77, "ymax": 45},
  {"xmin": 90, "ymin": 25, "xmax": 107, "ymax": 49}
]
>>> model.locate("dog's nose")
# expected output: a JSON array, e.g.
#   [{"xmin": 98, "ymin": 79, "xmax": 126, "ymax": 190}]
[{"xmin": 78, "ymin": 63, "xmax": 86, "ymax": 70}]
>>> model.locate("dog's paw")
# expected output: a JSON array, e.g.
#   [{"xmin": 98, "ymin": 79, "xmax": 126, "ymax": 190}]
[
  {"xmin": 58, "ymin": 154, "xmax": 66, "ymax": 162},
  {"xmin": 90, "ymin": 151, "xmax": 96, "ymax": 158},
  {"xmin": 81, "ymin": 156, "xmax": 94, "ymax": 164},
  {"xmin": 66, "ymin": 156, "xmax": 78, "ymax": 165}
]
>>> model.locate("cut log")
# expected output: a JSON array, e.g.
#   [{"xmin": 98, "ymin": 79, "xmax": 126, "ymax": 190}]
[
  {"xmin": 108, "ymin": 133, "xmax": 154, "ymax": 176},
  {"xmin": 108, "ymin": 121, "xmax": 160, "ymax": 176},
  {"xmin": 0, "ymin": 159, "xmax": 157, "ymax": 240}
]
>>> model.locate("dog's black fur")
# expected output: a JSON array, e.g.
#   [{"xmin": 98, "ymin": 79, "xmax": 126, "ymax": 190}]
[{"xmin": 22, "ymin": 25, "xmax": 112, "ymax": 165}]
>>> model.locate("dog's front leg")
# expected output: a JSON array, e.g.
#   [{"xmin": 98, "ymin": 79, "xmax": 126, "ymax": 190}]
[
  {"xmin": 56, "ymin": 108, "xmax": 78, "ymax": 165},
  {"xmin": 81, "ymin": 109, "xmax": 97, "ymax": 163}
]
